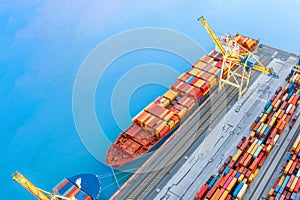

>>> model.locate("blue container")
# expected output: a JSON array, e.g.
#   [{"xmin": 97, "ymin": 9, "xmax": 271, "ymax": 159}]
[
  {"xmin": 274, "ymin": 184, "xmax": 281, "ymax": 193},
  {"xmin": 235, "ymin": 172, "xmax": 241, "ymax": 178},
  {"xmin": 288, "ymin": 154, "xmax": 293, "ymax": 161},
  {"xmin": 255, "ymin": 116, "xmax": 260, "ymax": 123},
  {"xmin": 275, "ymin": 192, "xmax": 281, "ymax": 199},
  {"xmin": 186, "ymin": 76, "xmax": 194, "ymax": 84},
  {"xmin": 263, "ymin": 126, "xmax": 271, "ymax": 137},
  {"xmin": 259, "ymin": 138, "xmax": 265, "ymax": 143},
  {"xmin": 291, "ymin": 192, "xmax": 299, "ymax": 200},
  {"xmin": 264, "ymin": 101, "xmax": 272, "ymax": 111},
  {"xmin": 287, "ymin": 82, "xmax": 295, "ymax": 93},
  {"xmin": 233, "ymin": 182, "xmax": 244, "ymax": 197},
  {"xmin": 208, "ymin": 176, "xmax": 217, "ymax": 189},
  {"xmin": 253, "ymin": 145, "xmax": 263, "ymax": 158},
  {"xmin": 279, "ymin": 175, "xmax": 290, "ymax": 194},
  {"xmin": 224, "ymin": 166, "xmax": 230, "ymax": 175},
  {"xmin": 290, "ymin": 70, "xmax": 295, "ymax": 77}
]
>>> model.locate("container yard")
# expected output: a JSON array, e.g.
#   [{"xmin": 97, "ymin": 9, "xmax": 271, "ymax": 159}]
[{"xmin": 110, "ymin": 17, "xmax": 300, "ymax": 200}]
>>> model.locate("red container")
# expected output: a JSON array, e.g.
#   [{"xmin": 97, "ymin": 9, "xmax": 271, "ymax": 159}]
[
  {"xmin": 289, "ymin": 159, "xmax": 298, "ymax": 175},
  {"xmin": 171, "ymin": 80, "xmax": 183, "ymax": 90},
  {"xmin": 190, "ymin": 77, "xmax": 199, "ymax": 85},
  {"xmin": 238, "ymin": 153, "xmax": 248, "ymax": 167},
  {"xmin": 200, "ymin": 82, "xmax": 210, "ymax": 95},
  {"xmin": 292, "ymin": 95, "xmax": 299, "ymax": 105},
  {"xmin": 287, "ymin": 175, "xmax": 295, "ymax": 190},
  {"xmin": 195, "ymin": 184, "xmax": 209, "ymax": 200},
  {"xmin": 240, "ymin": 140, "xmax": 249, "ymax": 151},
  {"xmin": 216, "ymin": 61, "xmax": 223, "ymax": 68},
  {"xmin": 126, "ymin": 124, "xmax": 142, "ymax": 138},
  {"xmin": 187, "ymin": 86, "xmax": 203, "ymax": 100},
  {"xmin": 249, "ymin": 152, "xmax": 263, "ymax": 171},
  {"xmin": 269, "ymin": 128, "xmax": 278, "ymax": 139},
  {"xmin": 253, "ymin": 121, "xmax": 262, "ymax": 132},
  {"xmin": 271, "ymin": 178, "xmax": 280, "ymax": 190},
  {"xmin": 258, "ymin": 155, "xmax": 267, "ymax": 168},
  {"xmin": 286, "ymin": 191, "xmax": 292, "ymax": 199},
  {"xmin": 280, "ymin": 101, "xmax": 287, "ymax": 110},
  {"xmin": 278, "ymin": 121, "xmax": 287, "ymax": 134},
  {"xmin": 295, "ymin": 178, "xmax": 300, "ymax": 192},
  {"xmin": 159, "ymin": 125, "xmax": 170, "ymax": 138},
  {"xmin": 206, "ymin": 183, "xmax": 218, "ymax": 199},
  {"xmin": 243, "ymin": 154, "xmax": 252, "ymax": 168},
  {"xmin": 178, "ymin": 73, "xmax": 190, "ymax": 82}
]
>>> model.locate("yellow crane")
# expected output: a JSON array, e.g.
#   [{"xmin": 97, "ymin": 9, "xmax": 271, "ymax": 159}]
[
  {"xmin": 198, "ymin": 16, "xmax": 278, "ymax": 99},
  {"xmin": 12, "ymin": 171, "xmax": 76, "ymax": 200}
]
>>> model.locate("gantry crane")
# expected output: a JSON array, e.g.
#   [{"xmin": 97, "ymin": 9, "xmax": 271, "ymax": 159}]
[
  {"xmin": 12, "ymin": 171, "xmax": 75, "ymax": 200},
  {"xmin": 198, "ymin": 16, "xmax": 278, "ymax": 99}
]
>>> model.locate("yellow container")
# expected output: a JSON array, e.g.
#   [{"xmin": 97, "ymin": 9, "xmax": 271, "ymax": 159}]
[
  {"xmin": 290, "ymin": 176, "xmax": 298, "ymax": 192},
  {"xmin": 154, "ymin": 121, "xmax": 166, "ymax": 134},
  {"xmin": 247, "ymin": 142, "xmax": 256, "ymax": 154},
  {"xmin": 268, "ymin": 188, "xmax": 274, "ymax": 197},
  {"xmin": 260, "ymin": 124, "xmax": 268, "ymax": 136},
  {"xmin": 232, "ymin": 150, "xmax": 243, "ymax": 162},
  {"xmin": 219, "ymin": 189, "xmax": 229, "ymax": 200},
  {"xmin": 211, "ymin": 188, "xmax": 220, "ymax": 200},
  {"xmin": 167, "ymin": 120, "xmax": 175, "ymax": 130},
  {"xmin": 252, "ymin": 168, "xmax": 260, "ymax": 180},
  {"xmin": 227, "ymin": 177, "xmax": 237, "ymax": 192},
  {"xmin": 292, "ymin": 138, "xmax": 300, "ymax": 152},
  {"xmin": 238, "ymin": 174, "xmax": 244, "ymax": 182},
  {"xmin": 163, "ymin": 89, "xmax": 178, "ymax": 101},
  {"xmin": 274, "ymin": 110, "xmax": 281, "ymax": 118},
  {"xmin": 260, "ymin": 113, "xmax": 268, "ymax": 123},
  {"xmin": 284, "ymin": 160, "xmax": 293, "ymax": 174},
  {"xmin": 266, "ymin": 144, "xmax": 272, "ymax": 153},
  {"xmin": 250, "ymin": 144, "xmax": 259, "ymax": 155},
  {"xmin": 194, "ymin": 78, "xmax": 206, "ymax": 88},
  {"xmin": 160, "ymin": 98, "xmax": 170, "ymax": 107},
  {"xmin": 278, "ymin": 175, "xmax": 285, "ymax": 186},
  {"xmin": 281, "ymin": 113, "xmax": 287, "ymax": 121},
  {"xmin": 249, "ymin": 174, "xmax": 254, "ymax": 183},
  {"xmin": 177, "ymin": 107, "xmax": 188, "ymax": 119},
  {"xmin": 269, "ymin": 117, "xmax": 277, "ymax": 127}
]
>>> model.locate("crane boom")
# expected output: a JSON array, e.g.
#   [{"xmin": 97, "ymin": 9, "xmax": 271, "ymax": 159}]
[
  {"xmin": 198, "ymin": 16, "xmax": 226, "ymax": 56},
  {"xmin": 12, "ymin": 171, "xmax": 50, "ymax": 200},
  {"xmin": 198, "ymin": 16, "xmax": 277, "ymax": 77}
]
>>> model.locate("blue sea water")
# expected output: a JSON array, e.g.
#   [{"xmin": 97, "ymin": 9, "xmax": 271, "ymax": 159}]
[{"xmin": 1, "ymin": 1, "xmax": 300, "ymax": 199}]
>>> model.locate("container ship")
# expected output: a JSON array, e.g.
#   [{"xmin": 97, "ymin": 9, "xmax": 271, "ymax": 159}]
[
  {"xmin": 106, "ymin": 33, "xmax": 260, "ymax": 167},
  {"xmin": 12, "ymin": 171, "xmax": 101, "ymax": 200}
]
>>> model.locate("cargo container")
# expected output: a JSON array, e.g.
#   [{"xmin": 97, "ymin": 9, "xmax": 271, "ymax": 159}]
[{"xmin": 195, "ymin": 184, "xmax": 209, "ymax": 200}]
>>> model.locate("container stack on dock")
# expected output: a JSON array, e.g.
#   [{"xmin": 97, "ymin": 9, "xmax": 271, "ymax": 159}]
[
  {"xmin": 268, "ymin": 133, "xmax": 300, "ymax": 199},
  {"xmin": 194, "ymin": 67, "xmax": 300, "ymax": 200}
]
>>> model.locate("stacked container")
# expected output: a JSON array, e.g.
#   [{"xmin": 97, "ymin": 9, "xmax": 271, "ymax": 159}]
[
  {"xmin": 195, "ymin": 68, "xmax": 300, "ymax": 200},
  {"xmin": 268, "ymin": 134, "xmax": 300, "ymax": 199},
  {"xmin": 235, "ymin": 34, "xmax": 259, "ymax": 52}
]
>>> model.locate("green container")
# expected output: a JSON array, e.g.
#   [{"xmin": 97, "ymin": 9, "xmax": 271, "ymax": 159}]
[{"xmin": 266, "ymin": 105, "xmax": 273, "ymax": 114}]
